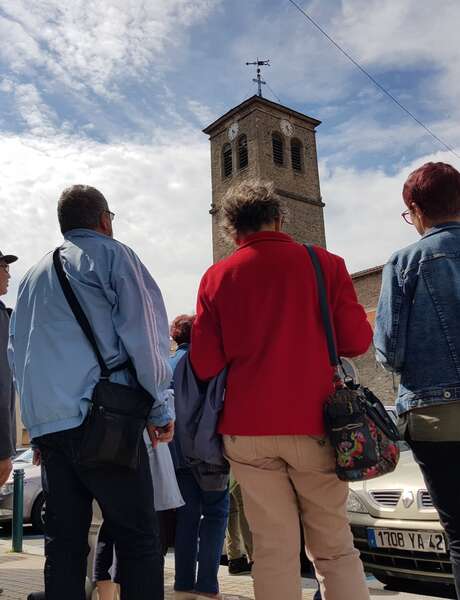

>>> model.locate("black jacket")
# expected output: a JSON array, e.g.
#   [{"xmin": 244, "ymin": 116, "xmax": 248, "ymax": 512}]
[{"xmin": 0, "ymin": 301, "xmax": 16, "ymax": 459}]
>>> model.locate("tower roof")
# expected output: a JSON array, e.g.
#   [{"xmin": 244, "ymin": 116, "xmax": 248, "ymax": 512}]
[{"xmin": 203, "ymin": 95, "xmax": 321, "ymax": 136}]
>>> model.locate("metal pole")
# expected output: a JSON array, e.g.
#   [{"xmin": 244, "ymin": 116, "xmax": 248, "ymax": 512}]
[{"xmin": 12, "ymin": 468, "xmax": 24, "ymax": 553}]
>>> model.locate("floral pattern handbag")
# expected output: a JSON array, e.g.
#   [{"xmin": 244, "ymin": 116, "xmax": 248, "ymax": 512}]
[
  {"xmin": 324, "ymin": 384, "xmax": 400, "ymax": 481},
  {"xmin": 305, "ymin": 245, "xmax": 400, "ymax": 482}
]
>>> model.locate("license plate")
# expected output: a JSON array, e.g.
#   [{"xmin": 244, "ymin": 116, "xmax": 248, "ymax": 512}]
[{"xmin": 368, "ymin": 528, "xmax": 446, "ymax": 553}]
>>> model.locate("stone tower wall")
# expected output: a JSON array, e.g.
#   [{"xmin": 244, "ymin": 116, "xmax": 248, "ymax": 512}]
[
  {"xmin": 206, "ymin": 100, "xmax": 326, "ymax": 262},
  {"xmin": 209, "ymin": 106, "xmax": 261, "ymax": 261}
]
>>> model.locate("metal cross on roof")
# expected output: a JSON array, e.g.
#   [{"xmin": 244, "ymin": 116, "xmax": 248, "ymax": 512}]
[{"xmin": 245, "ymin": 58, "xmax": 270, "ymax": 97}]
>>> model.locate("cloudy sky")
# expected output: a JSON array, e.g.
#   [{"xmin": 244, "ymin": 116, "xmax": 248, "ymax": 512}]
[{"xmin": 1, "ymin": 0, "xmax": 459, "ymax": 318}]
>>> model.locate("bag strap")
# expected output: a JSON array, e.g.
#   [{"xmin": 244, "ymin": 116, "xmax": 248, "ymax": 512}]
[
  {"xmin": 304, "ymin": 244, "xmax": 339, "ymax": 368},
  {"xmin": 53, "ymin": 247, "xmax": 128, "ymax": 379}
]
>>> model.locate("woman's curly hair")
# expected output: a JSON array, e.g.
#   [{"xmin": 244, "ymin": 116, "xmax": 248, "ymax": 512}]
[
  {"xmin": 170, "ymin": 314, "xmax": 195, "ymax": 345},
  {"xmin": 220, "ymin": 179, "xmax": 288, "ymax": 240}
]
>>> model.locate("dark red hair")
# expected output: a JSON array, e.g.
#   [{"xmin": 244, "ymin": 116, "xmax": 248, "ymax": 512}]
[
  {"xmin": 403, "ymin": 162, "xmax": 460, "ymax": 220},
  {"xmin": 170, "ymin": 314, "xmax": 195, "ymax": 345}
]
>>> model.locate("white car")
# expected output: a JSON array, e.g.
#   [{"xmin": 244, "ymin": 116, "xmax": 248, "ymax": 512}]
[
  {"xmin": 347, "ymin": 414, "xmax": 452, "ymax": 593},
  {"xmin": 0, "ymin": 448, "xmax": 45, "ymax": 531}
]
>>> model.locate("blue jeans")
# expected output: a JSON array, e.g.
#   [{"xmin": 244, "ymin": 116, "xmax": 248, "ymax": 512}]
[{"xmin": 174, "ymin": 469, "xmax": 229, "ymax": 594}]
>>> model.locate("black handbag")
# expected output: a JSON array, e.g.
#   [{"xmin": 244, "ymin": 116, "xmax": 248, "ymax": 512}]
[
  {"xmin": 305, "ymin": 244, "xmax": 401, "ymax": 482},
  {"xmin": 53, "ymin": 248, "xmax": 153, "ymax": 470}
]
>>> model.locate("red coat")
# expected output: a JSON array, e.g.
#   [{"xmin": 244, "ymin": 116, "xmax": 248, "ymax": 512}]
[{"xmin": 190, "ymin": 231, "xmax": 373, "ymax": 436}]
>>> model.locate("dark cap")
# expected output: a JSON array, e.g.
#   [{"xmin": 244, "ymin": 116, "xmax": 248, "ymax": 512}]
[{"xmin": 0, "ymin": 251, "xmax": 18, "ymax": 264}]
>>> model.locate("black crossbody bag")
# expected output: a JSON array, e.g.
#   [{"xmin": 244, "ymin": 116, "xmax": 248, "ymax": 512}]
[
  {"xmin": 305, "ymin": 245, "xmax": 400, "ymax": 482},
  {"xmin": 53, "ymin": 248, "xmax": 153, "ymax": 470}
]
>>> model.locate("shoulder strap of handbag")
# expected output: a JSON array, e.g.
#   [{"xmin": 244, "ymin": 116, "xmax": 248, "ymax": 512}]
[
  {"xmin": 52, "ymin": 247, "xmax": 129, "ymax": 379},
  {"xmin": 304, "ymin": 244, "xmax": 340, "ymax": 369}
]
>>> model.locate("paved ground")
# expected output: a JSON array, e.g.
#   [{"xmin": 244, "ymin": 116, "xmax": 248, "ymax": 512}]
[{"xmin": 0, "ymin": 533, "xmax": 454, "ymax": 600}]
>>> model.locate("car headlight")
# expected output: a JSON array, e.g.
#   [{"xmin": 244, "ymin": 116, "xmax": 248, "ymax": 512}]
[
  {"xmin": 0, "ymin": 482, "xmax": 14, "ymax": 496},
  {"xmin": 347, "ymin": 490, "xmax": 368, "ymax": 513}
]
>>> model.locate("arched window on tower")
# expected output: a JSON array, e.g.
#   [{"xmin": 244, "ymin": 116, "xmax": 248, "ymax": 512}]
[
  {"xmin": 272, "ymin": 133, "xmax": 284, "ymax": 165},
  {"xmin": 222, "ymin": 143, "xmax": 232, "ymax": 177},
  {"xmin": 238, "ymin": 135, "xmax": 248, "ymax": 169},
  {"xmin": 291, "ymin": 138, "xmax": 303, "ymax": 171}
]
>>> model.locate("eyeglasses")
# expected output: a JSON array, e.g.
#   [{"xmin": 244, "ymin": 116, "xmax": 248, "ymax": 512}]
[
  {"xmin": 104, "ymin": 210, "xmax": 115, "ymax": 222},
  {"xmin": 401, "ymin": 210, "xmax": 414, "ymax": 225},
  {"xmin": 0, "ymin": 263, "xmax": 9, "ymax": 273}
]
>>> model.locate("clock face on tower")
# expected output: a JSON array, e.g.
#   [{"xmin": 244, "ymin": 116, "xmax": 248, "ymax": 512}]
[
  {"xmin": 228, "ymin": 121, "xmax": 239, "ymax": 141},
  {"xmin": 280, "ymin": 119, "xmax": 294, "ymax": 137},
  {"xmin": 206, "ymin": 95, "xmax": 325, "ymax": 263}
]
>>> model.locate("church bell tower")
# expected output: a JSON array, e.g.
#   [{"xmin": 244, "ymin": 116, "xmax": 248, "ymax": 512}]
[{"xmin": 203, "ymin": 94, "xmax": 326, "ymax": 262}]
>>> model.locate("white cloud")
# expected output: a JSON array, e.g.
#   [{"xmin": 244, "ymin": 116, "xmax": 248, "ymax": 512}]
[
  {"xmin": 0, "ymin": 0, "xmax": 220, "ymax": 97},
  {"xmin": 233, "ymin": 0, "xmax": 460, "ymax": 136},
  {"xmin": 321, "ymin": 150, "xmax": 460, "ymax": 273},
  {"xmin": 335, "ymin": 0, "xmax": 460, "ymax": 114},
  {"xmin": 0, "ymin": 78, "xmax": 14, "ymax": 92},
  {"xmin": 319, "ymin": 114, "xmax": 438, "ymax": 165},
  {"xmin": 12, "ymin": 83, "xmax": 58, "ymax": 137},
  {"xmin": 339, "ymin": 0, "xmax": 458, "ymax": 68},
  {"xmin": 0, "ymin": 17, "xmax": 45, "ymax": 73},
  {"xmin": 231, "ymin": 2, "xmax": 355, "ymax": 104},
  {"xmin": 3, "ymin": 127, "xmax": 460, "ymax": 323},
  {"xmin": 0, "ymin": 128, "xmax": 213, "ymax": 320},
  {"xmin": 245, "ymin": 0, "xmax": 460, "ymax": 192},
  {"xmin": 187, "ymin": 99, "xmax": 217, "ymax": 126},
  {"xmin": 2, "ymin": 0, "xmax": 460, "ymax": 320}
]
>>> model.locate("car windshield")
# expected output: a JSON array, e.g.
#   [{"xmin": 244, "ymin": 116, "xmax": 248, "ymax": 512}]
[{"xmin": 13, "ymin": 448, "xmax": 33, "ymax": 464}]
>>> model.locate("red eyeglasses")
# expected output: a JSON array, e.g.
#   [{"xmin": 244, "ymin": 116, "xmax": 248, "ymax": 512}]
[{"xmin": 401, "ymin": 210, "xmax": 414, "ymax": 225}]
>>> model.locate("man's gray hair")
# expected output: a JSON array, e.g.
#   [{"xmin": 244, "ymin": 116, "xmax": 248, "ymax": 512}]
[
  {"xmin": 57, "ymin": 185, "xmax": 108, "ymax": 234},
  {"xmin": 221, "ymin": 179, "xmax": 288, "ymax": 239}
]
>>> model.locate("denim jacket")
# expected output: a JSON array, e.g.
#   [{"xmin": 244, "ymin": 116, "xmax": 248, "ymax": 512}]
[{"xmin": 375, "ymin": 222, "xmax": 460, "ymax": 415}]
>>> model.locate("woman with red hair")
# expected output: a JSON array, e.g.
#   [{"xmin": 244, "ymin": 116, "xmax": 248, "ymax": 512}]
[{"xmin": 375, "ymin": 162, "xmax": 460, "ymax": 597}]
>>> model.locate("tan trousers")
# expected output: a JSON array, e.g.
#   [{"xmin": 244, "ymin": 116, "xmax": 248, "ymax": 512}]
[
  {"xmin": 226, "ymin": 477, "xmax": 253, "ymax": 561},
  {"xmin": 223, "ymin": 435, "xmax": 369, "ymax": 600}
]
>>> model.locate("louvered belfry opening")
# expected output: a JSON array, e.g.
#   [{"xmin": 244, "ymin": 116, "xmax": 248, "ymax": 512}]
[
  {"xmin": 291, "ymin": 139, "xmax": 302, "ymax": 171},
  {"xmin": 272, "ymin": 133, "xmax": 284, "ymax": 165},
  {"xmin": 238, "ymin": 135, "xmax": 248, "ymax": 169},
  {"xmin": 222, "ymin": 143, "xmax": 232, "ymax": 177}
]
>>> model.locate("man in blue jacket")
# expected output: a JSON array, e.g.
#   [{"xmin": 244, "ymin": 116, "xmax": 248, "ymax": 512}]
[
  {"xmin": 375, "ymin": 162, "xmax": 460, "ymax": 597},
  {"xmin": 9, "ymin": 185, "xmax": 174, "ymax": 600}
]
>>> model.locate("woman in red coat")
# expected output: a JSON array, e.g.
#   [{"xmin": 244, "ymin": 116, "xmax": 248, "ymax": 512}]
[{"xmin": 190, "ymin": 180, "xmax": 372, "ymax": 600}]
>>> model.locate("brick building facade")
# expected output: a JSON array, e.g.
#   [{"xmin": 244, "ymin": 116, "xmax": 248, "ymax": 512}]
[
  {"xmin": 351, "ymin": 266, "xmax": 398, "ymax": 405},
  {"xmin": 204, "ymin": 95, "xmax": 397, "ymax": 404}
]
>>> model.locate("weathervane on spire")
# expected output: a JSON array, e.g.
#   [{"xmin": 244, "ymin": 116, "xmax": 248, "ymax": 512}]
[{"xmin": 246, "ymin": 58, "xmax": 270, "ymax": 97}]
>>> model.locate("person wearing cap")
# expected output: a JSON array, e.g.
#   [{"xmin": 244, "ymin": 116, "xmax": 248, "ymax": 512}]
[{"xmin": 0, "ymin": 250, "xmax": 18, "ymax": 487}]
